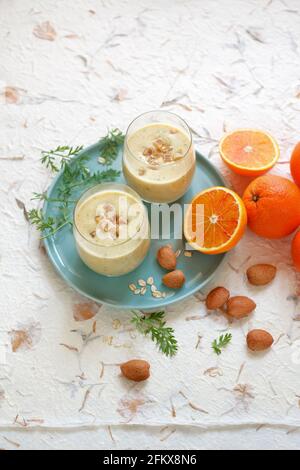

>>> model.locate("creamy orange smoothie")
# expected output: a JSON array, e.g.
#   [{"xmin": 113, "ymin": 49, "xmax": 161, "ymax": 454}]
[
  {"xmin": 123, "ymin": 112, "xmax": 196, "ymax": 203},
  {"xmin": 73, "ymin": 183, "xmax": 150, "ymax": 276}
]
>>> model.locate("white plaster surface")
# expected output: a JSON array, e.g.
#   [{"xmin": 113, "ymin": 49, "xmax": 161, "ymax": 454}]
[{"xmin": 1, "ymin": 0, "xmax": 300, "ymax": 450}]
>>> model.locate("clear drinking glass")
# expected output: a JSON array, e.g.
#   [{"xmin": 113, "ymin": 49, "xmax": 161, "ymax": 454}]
[
  {"xmin": 73, "ymin": 182, "xmax": 150, "ymax": 276},
  {"xmin": 123, "ymin": 110, "xmax": 196, "ymax": 203}
]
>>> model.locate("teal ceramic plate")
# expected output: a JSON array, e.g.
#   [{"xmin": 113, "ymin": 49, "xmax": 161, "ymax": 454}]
[{"xmin": 43, "ymin": 144, "xmax": 227, "ymax": 309}]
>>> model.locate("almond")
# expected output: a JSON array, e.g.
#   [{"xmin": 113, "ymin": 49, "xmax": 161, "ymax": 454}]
[
  {"xmin": 206, "ymin": 287, "xmax": 230, "ymax": 310},
  {"xmin": 247, "ymin": 329, "xmax": 274, "ymax": 351},
  {"xmin": 120, "ymin": 359, "xmax": 150, "ymax": 382},
  {"xmin": 246, "ymin": 264, "xmax": 277, "ymax": 286},
  {"xmin": 226, "ymin": 296, "xmax": 256, "ymax": 319},
  {"xmin": 157, "ymin": 245, "xmax": 177, "ymax": 271},
  {"xmin": 162, "ymin": 270, "xmax": 185, "ymax": 289}
]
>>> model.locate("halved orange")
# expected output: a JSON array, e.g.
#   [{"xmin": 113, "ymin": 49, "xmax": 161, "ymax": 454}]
[
  {"xmin": 219, "ymin": 129, "xmax": 280, "ymax": 176},
  {"xmin": 184, "ymin": 187, "xmax": 247, "ymax": 254}
]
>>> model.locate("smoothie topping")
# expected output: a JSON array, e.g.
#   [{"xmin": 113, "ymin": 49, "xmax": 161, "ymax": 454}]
[
  {"xmin": 142, "ymin": 137, "xmax": 182, "ymax": 166},
  {"xmin": 96, "ymin": 203, "xmax": 116, "ymax": 222},
  {"xmin": 94, "ymin": 202, "xmax": 128, "ymax": 241}
]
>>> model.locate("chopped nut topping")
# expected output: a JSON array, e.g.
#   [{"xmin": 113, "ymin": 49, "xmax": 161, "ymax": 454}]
[
  {"xmin": 142, "ymin": 137, "xmax": 178, "ymax": 165},
  {"xmin": 164, "ymin": 154, "xmax": 173, "ymax": 162},
  {"xmin": 116, "ymin": 215, "xmax": 127, "ymax": 225},
  {"xmin": 143, "ymin": 147, "xmax": 153, "ymax": 156},
  {"xmin": 94, "ymin": 202, "xmax": 129, "ymax": 241},
  {"xmin": 148, "ymin": 157, "xmax": 159, "ymax": 166}
]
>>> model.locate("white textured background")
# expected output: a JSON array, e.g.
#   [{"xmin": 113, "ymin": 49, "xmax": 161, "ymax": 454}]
[{"xmin": 1, "ymin": 0, "xmax": 300, "ymax": 450}]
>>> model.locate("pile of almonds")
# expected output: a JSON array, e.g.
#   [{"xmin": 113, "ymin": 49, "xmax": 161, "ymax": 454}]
[
  {"xmin": 206, "ymin": 287, "xmax": 256, "ymax": 320},
  {"xmin": 120, "ymin": 264, "xmax": 278, "ymax": 383},
  {"xmin": 205, "ymin": 263, "xmax": 277, "ymax": 352},
  {"xmin": 157, "ymin": 245, "xmax": 186, "ymax": 289}
]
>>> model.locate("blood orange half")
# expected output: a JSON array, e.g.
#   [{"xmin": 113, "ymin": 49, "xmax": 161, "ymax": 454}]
[
  {"xmin": 184, "ymin": 187, "xmax": 247, "ymax": 254},
  {"xmin": 219, "ymin": 129, "xmax": 279, "ymax": 176}
]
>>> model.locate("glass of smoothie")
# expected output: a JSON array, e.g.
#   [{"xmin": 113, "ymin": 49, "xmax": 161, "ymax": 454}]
[
  {"xmin": 73, "ymin": 183, "xmax": 150, "ymax": 276},
  {"xmin": 123, "ymin": 111, "xmax": 196, "ymax": 203}
]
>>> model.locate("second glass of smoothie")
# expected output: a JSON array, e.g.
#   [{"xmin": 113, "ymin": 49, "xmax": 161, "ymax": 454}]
[
  {"xmin": 123, "ymin": 111, "xmax": 196, "ymax": 203},
  {"xmin": 73, "ymin": 183, "xmax": 150, "ymax": 276}
]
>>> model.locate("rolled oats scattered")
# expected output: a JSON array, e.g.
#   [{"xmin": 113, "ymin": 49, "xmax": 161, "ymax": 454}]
[
  {"xmin": 140, "ymin": 287, "xmax": 147, "ymax": 295},
  {"xmin": 151, "ymin": 285, "xmax": 158, "ymax": 293},
  {"xmin": 138, "ymin": 279, "xmax": 146, "ymax": 287},
  {"xmin": 147, "ymin": 277, "xmax": 154, "ymax": 286},
  {"xmin": 152, "ymin": 290, "xmax": 162, "ymax": 298},
  {"xmin": 129, "ymin": 283, "xmax": 137, "ymax": 292},
  {"xmin": 134, "ymin": 289, "xmax": 141, "ymax": 295}
]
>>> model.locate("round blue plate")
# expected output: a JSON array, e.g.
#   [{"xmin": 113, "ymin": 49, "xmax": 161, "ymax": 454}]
[{"xmin": 43, "ymin": 144, "xmax": 227, "ymax": 309}]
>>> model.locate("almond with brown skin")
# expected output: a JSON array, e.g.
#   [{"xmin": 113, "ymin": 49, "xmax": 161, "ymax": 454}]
[
  {"xmin": 226, "ymin": 296, "xmax": 256, "ymax": 319},
  {"xmin": 247, "ymin": 329, "xmax": 274, "ymax": 351},
  {"xmin": 206, "ymin": 287, "xmax": 230, "ymax": 310},
  {"xmin": 157, "ymin": 245, "xmax": 177, "ymax": 271},
  {"xmin": 246, "ymin": 264, "xmax": 277, "ymax": 286},
  {"xmin": 120, "ymin": 359, "xmax": 150, "ymax": 382},
  {"xmin": 162, "ymin": 270, "xmax": 185, "ymax": 289}
]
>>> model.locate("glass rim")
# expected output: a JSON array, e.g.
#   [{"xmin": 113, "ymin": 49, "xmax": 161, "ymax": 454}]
[
  {"xmin": 73, "ymin": 182, "xmax": 147, "ymax": 247},
  {"xmin": 124, "ymin": 110, "xmax": 193, "ymax": 167}
]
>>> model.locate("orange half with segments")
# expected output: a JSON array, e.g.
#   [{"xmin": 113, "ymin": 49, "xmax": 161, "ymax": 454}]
[
  {"xmin": 184, "ymin": 187, "xmax": 247, "ymax": 254},
  {"xmin": 219, "ymin": 129, "xmax": 280, "ymax": 176}
]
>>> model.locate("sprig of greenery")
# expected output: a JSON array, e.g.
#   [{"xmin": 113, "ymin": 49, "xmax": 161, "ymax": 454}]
[
  {"xmin": 28, "ymin": 209, "xmax": 71, "ymax": 238},
  {"xmin": 41, "ymin": 145, "xmax": 84, "ymax": 172},
  {"xmin": 29, "ymin": 129, "xmax": 124, "ymax": 239},
  {"xmin": 131, "ymin": 311, "xmax": 178, "ymax": 357},
  {"xmin": 99, "ymin": 128, "xmax": 125, "ymax": 165},
  {"xmin": 212, "ymin": 333, "xmax": 232, "ymax": 355}
]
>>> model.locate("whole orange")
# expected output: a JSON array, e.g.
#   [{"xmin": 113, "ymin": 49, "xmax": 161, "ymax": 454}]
[
  {"xmin": 292, "ymin": 231, "xmax": 300, "ymax": 271},
  {"xmin": 290, "ymin": 142, "xmax": 300, "ymax": 187},
  {"xmin": 243, "ymin": 175, "xmax": 300, "ymax": 239}
]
